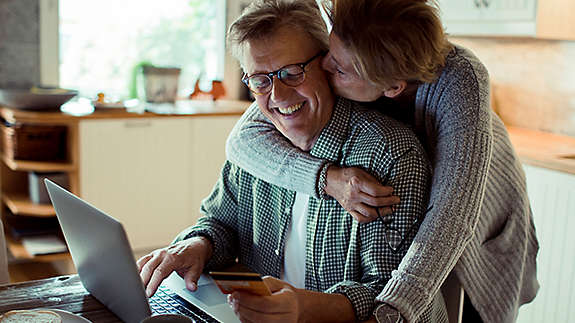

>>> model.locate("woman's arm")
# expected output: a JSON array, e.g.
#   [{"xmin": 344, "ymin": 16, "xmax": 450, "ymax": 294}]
[
  {"xmin": 226, "ymin": 102, "xmax": 325, "ymax": 197},
  {"xmin": 377, "ymin": 64, "xmax": 494, "ymax": 321},
  {"xmin": 227, "ymin": 102, "xmax": 399, "ymax": 217}
]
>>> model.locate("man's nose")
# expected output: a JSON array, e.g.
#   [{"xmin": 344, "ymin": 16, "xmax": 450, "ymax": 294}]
[{"xmin": 270, "ymin": 76, "xmax": 291, "ymax": 102}]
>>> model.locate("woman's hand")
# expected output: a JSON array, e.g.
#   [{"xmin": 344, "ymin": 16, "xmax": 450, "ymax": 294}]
[{"xmin": 325, "ymin": 165, "xmax": 400, "ymax": 223}]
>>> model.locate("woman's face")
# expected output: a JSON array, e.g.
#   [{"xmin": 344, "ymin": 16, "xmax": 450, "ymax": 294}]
[{"xmin": 321, "ymin": 33, "xmax": 386, "ymax": 103}]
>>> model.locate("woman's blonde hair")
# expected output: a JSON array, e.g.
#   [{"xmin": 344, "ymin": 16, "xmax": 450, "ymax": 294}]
[
  {"xmin": 227, "ymin": 0, "xmax": 329, "ymax": 66},
  {"xmin": 326, "ymin": 0, "xmax": 452, "ymax": 88}
]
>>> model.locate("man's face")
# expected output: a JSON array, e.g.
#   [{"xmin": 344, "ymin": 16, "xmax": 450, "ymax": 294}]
[
  {"xmin": 321, "ymin": 33, "xmax": 385, "ymax": 102},
  {"xmin": 243, "ymin": 26, "xmax": 334, "ymax": 151}
]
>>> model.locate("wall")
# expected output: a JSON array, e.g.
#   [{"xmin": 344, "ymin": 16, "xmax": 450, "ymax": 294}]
[
  {"xmin": 0, "ymin": 0, "xmax": 40, "ymax": 88},
  {"xmin": 450, "ymin": 37, "xmax": 575, "ymax": 137}
]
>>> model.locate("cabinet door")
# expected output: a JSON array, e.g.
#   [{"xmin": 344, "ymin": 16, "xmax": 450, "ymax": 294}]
[
  {"xmin": 483, "ymin": 0, "xmax": 537, "ymax": 21},
  {"xmin": 439, "ymin": 0, "xmax": 482, "ymax": 22},
  {"xmin": 79, "ymin": 118, "xmax": 194, "ymax": 251},
  {"xmin": 517, "ymin": 165, "xmax": 575, "ymax": 323},
  {"xmin": 188, "ymin": 116, "xmax": 240, "ymax": 222}
]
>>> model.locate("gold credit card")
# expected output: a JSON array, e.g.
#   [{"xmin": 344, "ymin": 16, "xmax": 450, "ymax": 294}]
[{"xmin": 209, "ymin": 271, "xmax": 271, "ymax": 296}]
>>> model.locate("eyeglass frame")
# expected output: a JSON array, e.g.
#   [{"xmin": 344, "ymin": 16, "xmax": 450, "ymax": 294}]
[
  {"xmin": 241, "ymin": 51, "xmax": 325, "ymax": 95},
  {"xmin": 377, "ymin": 205, "xmax": 433, "ymax": 254}
]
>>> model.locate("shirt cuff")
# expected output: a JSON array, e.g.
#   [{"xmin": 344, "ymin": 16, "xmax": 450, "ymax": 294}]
[{"xmin": 327, "ymin": 280, "xmax": 378, "ymax": 321}]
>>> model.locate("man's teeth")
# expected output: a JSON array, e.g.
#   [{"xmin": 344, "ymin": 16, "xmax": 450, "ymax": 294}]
[{"xmin": 277, "ymin": 102, "xmax": 303, "ymax": 115}]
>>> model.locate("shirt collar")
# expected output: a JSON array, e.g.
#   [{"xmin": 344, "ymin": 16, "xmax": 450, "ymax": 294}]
[{"xmin": 309, "ymin": 96, "xmax": 351, "ymax": 163}]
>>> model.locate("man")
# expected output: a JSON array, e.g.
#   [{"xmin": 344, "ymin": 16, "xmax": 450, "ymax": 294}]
[{"xmin": 138, "ymin": 0, "xmax": 441, "ymax": 321}]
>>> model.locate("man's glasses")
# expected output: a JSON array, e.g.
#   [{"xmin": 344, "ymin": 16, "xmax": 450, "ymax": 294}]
[
  {"xmin": 242, "ymin": 52, "xmax": 324, "ymax": 95},
  {"xmin": 377, "ymin": 205, "xmax": 433, "ymax": 254}
]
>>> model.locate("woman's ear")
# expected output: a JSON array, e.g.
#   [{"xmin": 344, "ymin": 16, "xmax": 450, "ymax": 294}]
[{"xmin": 383, "ymin": 80, "xmax": 407, "ymax": 98}]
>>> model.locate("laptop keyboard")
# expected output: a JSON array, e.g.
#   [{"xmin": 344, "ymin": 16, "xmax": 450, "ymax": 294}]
[{"xmin": 149, "ymin": 285, "xmax": 219, "ymax": 323}]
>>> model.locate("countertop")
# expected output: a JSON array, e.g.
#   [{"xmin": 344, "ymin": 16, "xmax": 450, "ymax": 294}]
[
  {"xmin": 0, "ymin": 99, "xmax": 252, "ymax": 125},
  {"xmin": 507, "ymin": 126, "xmax": 575, "ymax": 175},
  {"xmin": 0, "ymin": 102, "xmax": 573, "ymax": 175}
]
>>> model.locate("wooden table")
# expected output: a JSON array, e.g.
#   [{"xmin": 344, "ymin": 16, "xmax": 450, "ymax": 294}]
[{"xmin": 0, "ymin": 275, "xmax": 121, "ymax": 322}]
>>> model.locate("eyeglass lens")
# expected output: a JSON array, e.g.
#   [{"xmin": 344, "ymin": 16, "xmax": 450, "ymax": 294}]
[{"xmin": 246, "ymin": 65, "xmax": 305, "ymax": 94}]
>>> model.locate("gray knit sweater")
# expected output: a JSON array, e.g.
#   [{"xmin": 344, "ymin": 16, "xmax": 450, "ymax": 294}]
[{"xmin": 226, "ymin": 45, "xmax": 539, "ymax": 322}]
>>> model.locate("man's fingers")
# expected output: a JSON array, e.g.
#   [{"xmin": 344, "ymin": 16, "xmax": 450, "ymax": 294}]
[
  {"xmin": 145, "ymin": 263, "xmax": 173, "ymax": 297},
  {"xmin": 352, "ymin": 176, "xmax": 394, "ymax": 197},
  {"xmin": 183, "ymin": 265, "xmax": 202, "ymax": 292},
  {"xmin": 136, "ymin": 254, "xmax": 152, "ymax": 272},
  {"xmin": 139, "ymin": 254, "xmax": 162, "ymax": 288}
]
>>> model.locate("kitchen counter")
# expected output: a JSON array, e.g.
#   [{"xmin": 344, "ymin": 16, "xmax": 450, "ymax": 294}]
[
  {"xmin": 0, "ymin": 99, "xmax": 252, "ymax": 125},
  {"xmin": 1, "ymin": 102, "xmax": 572, "ymax": 175},
  {"xmin": 507, "ymin": 126, "xmax": 575, "ymax": 175}
]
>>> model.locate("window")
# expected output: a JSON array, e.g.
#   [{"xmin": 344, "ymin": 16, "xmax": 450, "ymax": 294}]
[{"xmin": 46, "ymin": 0, "xmax": 227, "ymax": 100}]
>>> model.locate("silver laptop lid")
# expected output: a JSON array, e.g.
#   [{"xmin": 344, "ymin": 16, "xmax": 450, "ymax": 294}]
[{"xmin": 45, "ymin": 179, "xmax": 151, "ymax": 323}]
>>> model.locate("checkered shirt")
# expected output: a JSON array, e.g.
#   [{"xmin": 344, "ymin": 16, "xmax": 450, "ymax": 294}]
[{"xmin": 177, "ymin": 97, "xmax": 431, "ymax": 321}]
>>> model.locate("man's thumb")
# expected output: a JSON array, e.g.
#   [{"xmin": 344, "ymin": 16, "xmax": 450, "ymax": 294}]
[
  {"xmin": 183, "ymin": 268, "xmax": 201, "ymax": 292},
  {"xmin": 262, "ymin": 276, "xmax": 286, "ymax": 293}
]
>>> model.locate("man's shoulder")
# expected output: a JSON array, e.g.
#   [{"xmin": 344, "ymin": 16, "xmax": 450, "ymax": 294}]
[{"xmin": 345, "ymin": 101, "xmax": 424, "ymax": 157}]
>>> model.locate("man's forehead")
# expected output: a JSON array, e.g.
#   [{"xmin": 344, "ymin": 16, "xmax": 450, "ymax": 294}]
[{"xmin": 241, "ymin": 29, "xmax": 319, "ymax": 74}]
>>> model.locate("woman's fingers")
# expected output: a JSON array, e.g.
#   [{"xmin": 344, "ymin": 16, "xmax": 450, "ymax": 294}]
[
  {"xmin": 359, "ymin": 192, "xmax": 400, "ymax": 208},
  {"xmin": 353, "ymin": 174, "xmax": 395, "ymax": 197},
  {"xmin": 349, "ymin": 205, "xmax": 394, "ymax": 223}
]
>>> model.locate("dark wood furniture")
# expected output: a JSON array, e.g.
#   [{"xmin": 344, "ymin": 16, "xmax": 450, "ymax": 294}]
[{"xmin": 0, "ymin": 275, "xmax": 121, "ymax": 322}]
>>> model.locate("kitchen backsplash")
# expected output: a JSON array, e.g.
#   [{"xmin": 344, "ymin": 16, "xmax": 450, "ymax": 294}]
[
  {"xmin": 0, "ymin": 0, "xmax": 40, "ymax": 89},
  {"xmin": 450, "ymin": 37, "xmax": 575, "ymax": 138}
]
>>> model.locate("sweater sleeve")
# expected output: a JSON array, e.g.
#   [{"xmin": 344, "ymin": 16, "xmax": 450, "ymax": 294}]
[
  {"xmin": 226, "ymin": 102, "xmax": 328, "ymax": 198},
  {"xmin": 376, "ymin": 55, "xmax": 494, "ymax": 322}
]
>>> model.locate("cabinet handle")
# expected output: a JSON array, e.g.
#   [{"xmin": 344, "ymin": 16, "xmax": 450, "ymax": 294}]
[
  {"xmin": 481, "ymin": 0, "xmax": 490, "ymax": 8},
  {"xmin": 474, "ymin": 0, "xmax": 482, "ymax": 8},
  {"xmin": 124, "ymin": 120, "xmax": 152, "ymax": 128}
]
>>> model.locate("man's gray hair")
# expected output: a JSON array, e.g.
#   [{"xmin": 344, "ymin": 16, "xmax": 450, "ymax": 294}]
[{"xmin": 227, "ymin": 0, "xmax": 329, "ymax": 65}]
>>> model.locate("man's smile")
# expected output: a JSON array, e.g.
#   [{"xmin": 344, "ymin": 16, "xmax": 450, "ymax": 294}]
[{"xmin": 273, "ymin": 101, "xmax": 305, "ymax": 116}]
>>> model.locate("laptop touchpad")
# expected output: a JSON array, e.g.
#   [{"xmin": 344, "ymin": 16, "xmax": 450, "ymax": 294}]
[{"xmin": 180, "ymin": 282, "xmax": 227, "ymax": 307}]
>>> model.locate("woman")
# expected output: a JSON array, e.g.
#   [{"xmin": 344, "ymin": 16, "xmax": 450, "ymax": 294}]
[{"xmin": 226, "ymin": 0, "xmax": 539, "ymax": 322}]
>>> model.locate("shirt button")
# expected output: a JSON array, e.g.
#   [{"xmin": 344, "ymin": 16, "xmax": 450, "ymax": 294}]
[
  {"xmin": 284, "ymin": 207, "xmax": 291, "ymax": 214},
  {"xmin": 274, "ymin": 249, "xmax": 280, "ymax": 256}
]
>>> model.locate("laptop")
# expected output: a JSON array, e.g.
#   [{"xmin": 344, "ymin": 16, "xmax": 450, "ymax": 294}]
[{"xmin": 44, "ymin": 179, "xmax": 240, "ymax": 323}]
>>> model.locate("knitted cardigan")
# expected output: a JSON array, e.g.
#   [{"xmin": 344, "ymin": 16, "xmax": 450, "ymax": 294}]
[{"xmin": 225, "ymin": 44, "xmax": 539, "ymax": 322}]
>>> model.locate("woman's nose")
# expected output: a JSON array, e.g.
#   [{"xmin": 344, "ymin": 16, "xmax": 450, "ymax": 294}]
[{"xmin": 321, "ymin": 53, "xmax": 333, "ymax": 73}]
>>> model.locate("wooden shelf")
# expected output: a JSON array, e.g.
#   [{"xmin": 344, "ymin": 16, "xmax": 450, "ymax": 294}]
[
  {"xmin": 2, "ymin": 193, "xmax": 56, "ymax": 217},
  {"xmin": 2, "ymin": 155, "xmax": 75, "ymax": 172},
  {"xmin": 5, "ymin": 234, "xmax": 69, "ymax": 263}
]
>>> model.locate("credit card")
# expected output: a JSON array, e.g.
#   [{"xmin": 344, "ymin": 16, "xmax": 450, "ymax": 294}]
[{"xmin": 209, "ymin": 271, "xmax": 271, "ymax": 296}]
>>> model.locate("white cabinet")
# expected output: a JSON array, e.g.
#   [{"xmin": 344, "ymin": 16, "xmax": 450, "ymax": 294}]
[
  {"xmin": 517, "ymin": 165, "xmax": 575, "ymax": 323},
  {"xmin": 439, "ymin": 0, "xmax": 538, "ymax": 36},
  {"xmin": 439, "ymin": 0, "xmax": 575, "ymax": 39},
  {"xmin": 79, "ymin": 117, "xmax": 195, "ymax": 251},
  {"xmin": 78, "ymin": 115, "xmax": 240, "ymax": 252},
  {"xmin": 188, "ymin": 116, "xmax": 240, "ymax": 222}
]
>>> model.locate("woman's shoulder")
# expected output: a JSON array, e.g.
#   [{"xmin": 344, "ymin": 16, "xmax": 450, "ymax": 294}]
[
  {"xmin": 438, "ymin": 44, "xmax": 489, "ymax": 86},
  {"xmin": 417, "ymin": 44, "xmax": 493, "ymax": 133}
]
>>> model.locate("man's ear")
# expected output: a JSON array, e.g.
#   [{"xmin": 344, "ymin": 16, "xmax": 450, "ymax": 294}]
[{"xmin": 383, "ymin": 80, "xmax": 407, "ymax": 98}]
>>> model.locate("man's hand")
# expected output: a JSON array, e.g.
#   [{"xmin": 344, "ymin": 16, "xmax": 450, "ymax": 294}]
[
  {"xmin": 325, "ymin": 166, "xmax": 400, "ymax": 223},
  {"xmin": 137, "ymin": 236, "xmax": 213, "ymax": 297},
  {"xmin": 228, "ymin": 276, "xmax": 300, "ymax": 323}
]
